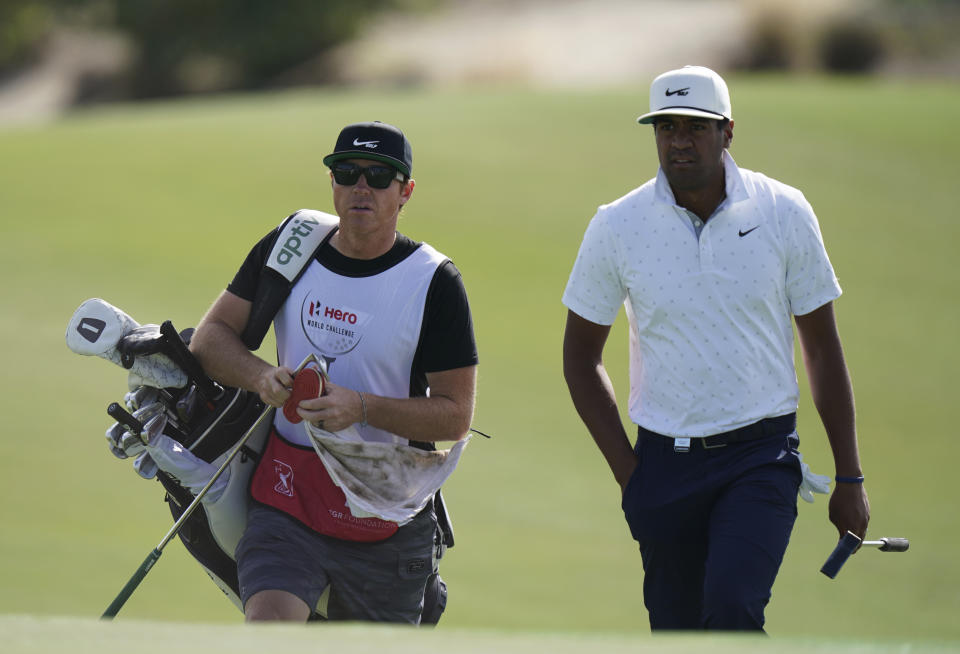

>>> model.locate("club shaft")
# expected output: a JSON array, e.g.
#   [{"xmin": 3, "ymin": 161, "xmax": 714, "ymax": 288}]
[
  {"xmin": 863, "ymin": 537, "xmax": 909, "ymax": 552},
  {"xmin": 100, "ymin": 407, "xmax": 269, "ymax": 620},
  {"xmin": 155, "ymin": 404, "xmax": 273, "ymax": 552}
]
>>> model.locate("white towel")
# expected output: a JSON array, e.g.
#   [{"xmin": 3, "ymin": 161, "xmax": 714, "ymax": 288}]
[
  {"xmin": 145, "ymin": 433, "xmax": 228, "ymax": 504},
  {"xmin": 305, "ymin": 423, "xmax": 469, "ymax": 525}
]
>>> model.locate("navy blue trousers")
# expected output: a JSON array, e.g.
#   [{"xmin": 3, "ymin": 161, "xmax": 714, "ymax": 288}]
[{"xmin": 621, "ymin": 427, "xmax": 802, "ymax": 631}]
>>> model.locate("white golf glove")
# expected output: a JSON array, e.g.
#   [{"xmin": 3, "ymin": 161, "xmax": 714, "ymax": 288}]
[{"xmin": 796, "ymin": 452, "xmax": 831, "ymax": 503}]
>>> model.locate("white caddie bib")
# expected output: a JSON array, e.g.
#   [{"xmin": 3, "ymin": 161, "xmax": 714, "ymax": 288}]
[{"xmin": 273, "ymin": 242, "xmax": 448, "ymax": 446}]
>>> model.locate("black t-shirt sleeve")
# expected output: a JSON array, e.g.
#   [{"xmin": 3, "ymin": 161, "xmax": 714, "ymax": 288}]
[
  {"xmin": 226, "ymin": 228, "xmax": 277, "ymax": 301},
  {"xmin": 417, "ymin": 260, "xmax": 478, "ymax": 373}
]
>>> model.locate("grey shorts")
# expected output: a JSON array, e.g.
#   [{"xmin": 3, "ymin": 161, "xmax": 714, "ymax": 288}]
[{"xmin": 236, "ymin": 503, "xmax": 438, "ymax": 623}]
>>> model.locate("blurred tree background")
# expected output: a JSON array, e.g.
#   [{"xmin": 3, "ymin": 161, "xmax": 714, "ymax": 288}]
[
  {"xmin": 0, "ymin": 0, "xmax": 439, "ymax": 100},
  {"xmin": 0, "ymin": 0, "xmax": 957, "ymax": 116},
  {"xmin": 736, "ymin": 0, "xmax": 960, "ymax": 74}
]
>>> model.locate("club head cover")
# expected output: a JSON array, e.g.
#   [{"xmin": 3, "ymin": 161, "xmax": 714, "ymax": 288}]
[
  {"xmin": 66, "ymin": 298, "xmax": 139, "ymax": 358},
  {"xmin": 283, "ymin": 367, "xmax": 325, "ymax": 424},
  {"xmin": 66, "ymin": 298, "xmax": 189, "ymax": 388}
]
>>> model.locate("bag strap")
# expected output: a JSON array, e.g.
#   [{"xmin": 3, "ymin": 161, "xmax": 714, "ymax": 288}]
[{"xmin": 241, "ymin": 210, "xmax": 339, "ymax": 350}]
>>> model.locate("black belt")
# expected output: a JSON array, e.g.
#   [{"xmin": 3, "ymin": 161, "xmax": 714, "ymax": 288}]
[{"xmin": 638, "ymin": 413, "xmax": 797, "ymax": 450}]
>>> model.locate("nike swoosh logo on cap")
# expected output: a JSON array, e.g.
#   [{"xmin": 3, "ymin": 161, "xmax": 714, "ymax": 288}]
[
  {"xmin": 665, "ymin": 87, "xmax": 690, "ymax": 96},
  {"xmin": 353, "ymin": 138, "xmax": 380, "ymax": 148}
]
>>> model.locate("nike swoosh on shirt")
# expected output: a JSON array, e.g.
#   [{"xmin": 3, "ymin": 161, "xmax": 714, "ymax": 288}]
[{"xmin": 739, "ymin": 226, "xmax": 759, "ymax": 237}]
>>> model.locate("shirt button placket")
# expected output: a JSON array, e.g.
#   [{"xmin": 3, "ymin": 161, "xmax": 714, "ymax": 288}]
[{"xmin": 700, "ymin": 222, "xmax": 714, "ymax": 271}]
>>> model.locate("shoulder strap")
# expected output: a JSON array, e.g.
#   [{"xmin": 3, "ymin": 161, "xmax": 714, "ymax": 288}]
[{"xmin": 241, "ymin": 210, "xmax": 339, "ymax": 350}]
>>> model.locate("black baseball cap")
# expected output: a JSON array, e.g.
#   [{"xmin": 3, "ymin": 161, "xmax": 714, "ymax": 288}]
[{"xmin": 322, "ymin": 121, "xmax": 413, "ymax": 177}]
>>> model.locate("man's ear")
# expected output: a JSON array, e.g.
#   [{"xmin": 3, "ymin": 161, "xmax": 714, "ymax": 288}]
[
  {"xmin": 724, "ymin": 120, "xmax": 735, "ymax": 149},
  {"xmin": 399, "ymin": 178, "xmax": 415, "ymax": 206}
]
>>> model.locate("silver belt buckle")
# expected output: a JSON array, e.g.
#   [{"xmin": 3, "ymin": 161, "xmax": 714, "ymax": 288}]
[
  {"xmin": 673, "ymin": 437, "xmax": 691, "ymax": 453},
  {"xmin": 702, "ymin": 438, "xmax": 728, "ymax": 449}
]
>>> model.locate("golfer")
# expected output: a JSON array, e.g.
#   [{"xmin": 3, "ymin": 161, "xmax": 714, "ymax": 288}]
[
  {"xmin": 562, "ymin": 66, "xmax": 869, "ymax": 631},
  {"xmin": 190, "ymin": 121, "xmax": 478, "ymax": 623}
]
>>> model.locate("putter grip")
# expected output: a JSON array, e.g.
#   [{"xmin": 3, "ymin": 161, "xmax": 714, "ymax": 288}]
[
  {"xmin": 820, "ymin": 531, "xmax": 861, "ymax": 579},
  {"xmin": 879, "ymin": 537, "xmax": 910, "ymax": 552}
]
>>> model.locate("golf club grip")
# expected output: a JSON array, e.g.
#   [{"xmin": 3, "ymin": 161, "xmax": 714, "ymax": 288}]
[
  {"xmin": 107, "ymin": 402, "xmax": 143, "ymax": 434},
  {"xmin": 820, "ymin": 531, "xmax": 861, "ymax": 579},
  {"xmin": 101, "ymin": 548, "xmax": 162, "ymax": 619},
  {"xmin": 159, "ymin": 321, "xmax": 219, "ymax": 403},
  {"xmin": 878, "ymin": 537, "xmax": 910, "ymax": 552}
]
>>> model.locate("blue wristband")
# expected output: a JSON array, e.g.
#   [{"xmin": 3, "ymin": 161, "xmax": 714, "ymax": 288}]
[{"xmin": 835, "ymin": 475, "xmax": 865, "ymax": 484}]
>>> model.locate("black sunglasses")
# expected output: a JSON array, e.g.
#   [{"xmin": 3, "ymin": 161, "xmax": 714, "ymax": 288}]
[{"xmin": 330, "ymin": 162, "xmax": 405, "ymax": 189}]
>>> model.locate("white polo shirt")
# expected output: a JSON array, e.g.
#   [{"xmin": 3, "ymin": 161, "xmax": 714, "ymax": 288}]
[{"xmin": 562, "ymin": 151, "xmax": 841, "ymax": 437}]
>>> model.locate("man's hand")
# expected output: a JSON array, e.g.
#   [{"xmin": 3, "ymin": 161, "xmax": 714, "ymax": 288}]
[
  {"xmin": 255, "ymin": 366, "xmax": 295, "ymax": 408},
  {"xmin": 296, "ymin": 380, "xmax": 363, "ymax": 432},
  {"xmin": 828, "ymin": 482, "xmax": 870, "ymax": 539},
  {"xmin": 616, "ymin": 457, "xmax": 639, "ymax": 496}
]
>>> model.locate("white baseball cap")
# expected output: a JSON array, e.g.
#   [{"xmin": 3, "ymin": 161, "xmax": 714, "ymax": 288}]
[{"xmin": 637, "ymin": 65, "xmax": 732, "ymax": 124}]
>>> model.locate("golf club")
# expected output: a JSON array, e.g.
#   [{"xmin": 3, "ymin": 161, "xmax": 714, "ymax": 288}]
[
  {"xmin": 107, "ymin": 402, "xmax": 143, "ymax": 435},
  {"xmin": 100, "ymin": 352, "xmax": 319, "ymax": 619},
  {"xmin": 820, "ymin": 530, "xmax": 910, "ymax": 579},
  {"xmin": 158, "ymin": 321, "xmax": 220, "ymax": 406}
]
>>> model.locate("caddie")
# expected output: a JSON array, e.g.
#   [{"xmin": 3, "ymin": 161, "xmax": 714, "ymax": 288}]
[
  {"xmin": 561, "ymin": 66, "xmax": 870, "ymax": 631},
  {"xmin": 190, "ymin": 120, "xmax": 478, "ymax": 623}
]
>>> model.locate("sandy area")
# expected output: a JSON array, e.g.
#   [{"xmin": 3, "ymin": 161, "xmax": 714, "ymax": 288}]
[{"xmin": 328, "ymin": 0, "xmax": 751, "ymax": 87}]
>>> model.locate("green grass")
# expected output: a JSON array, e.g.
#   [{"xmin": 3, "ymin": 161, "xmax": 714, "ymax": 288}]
[
  {"xmin": 1, "ymin": 76, "xmax": 959, "ymax": 646},
  {"xmin": 6, "ymin": 615, "xmax": 958, "ymax": 654}
]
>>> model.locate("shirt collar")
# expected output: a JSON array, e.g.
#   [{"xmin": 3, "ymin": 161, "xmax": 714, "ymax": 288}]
[{"xmin": 654, "ymin": 150, "xmax": 750, "ymax": 208}]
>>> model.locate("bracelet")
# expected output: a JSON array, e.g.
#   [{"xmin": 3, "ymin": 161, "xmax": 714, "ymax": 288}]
[
  {"xmin": 357, "ymin": 391, "xmax": 368, "ymax": 428},
  {"xmin": 835, "ymin": 475, "xmax": 865, "ymax": 484}
]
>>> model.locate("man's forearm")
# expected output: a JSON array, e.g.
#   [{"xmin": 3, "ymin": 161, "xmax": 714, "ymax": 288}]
[
  {"xmin": 565, "ymin": 361, "xmax": 635, "ymax": 489},
  {"xmin": 362, "ymin": 393, "xmax": 473, "ymax": 443},
  {"xmin": 190, "ymin": 319, "xmax": 273, "ymax": 393},
  {"xmin": 317, "ymin": 365, "xmax": 476, "ymax": 442},
  {"xmin": 806, "ymin": 349, "xmax": 862, "ymax": 476},
  {"xmin": 796, "ymin": 304, "xmax": 862, "ymax": 476}
]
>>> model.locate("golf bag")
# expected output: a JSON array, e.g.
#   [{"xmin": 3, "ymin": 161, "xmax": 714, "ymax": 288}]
[{"xmin": 67, "ymin": 296, "xmax": 451, "ymax": 622}]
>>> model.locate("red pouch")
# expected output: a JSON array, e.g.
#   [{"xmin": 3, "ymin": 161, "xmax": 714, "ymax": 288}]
[
  {"xmin": 249, "ymin": 429, "xmax": 398, "ymax": 542},
  {"xmin": 283, "ymin": 367, "xmax": 325, "ymax": 424}
]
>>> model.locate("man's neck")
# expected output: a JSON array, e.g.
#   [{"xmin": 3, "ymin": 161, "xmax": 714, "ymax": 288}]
[
  {"xmin": 331, "ymin": 228, "xmax": 398, "ymax": 260},
  {"xmin": 673, "ymin": 177, "xmax": 726, "ymax": 223}
]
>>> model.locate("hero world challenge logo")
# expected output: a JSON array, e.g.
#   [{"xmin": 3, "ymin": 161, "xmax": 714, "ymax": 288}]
[{"xmin": 301, "ymin": 294, "xmax": 370, "ymax": 355}]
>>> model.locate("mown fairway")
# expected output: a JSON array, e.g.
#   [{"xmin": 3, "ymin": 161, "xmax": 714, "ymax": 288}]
[{"xmin": 1, "ymin": 76, "xmax": 958, "ymax": 647}]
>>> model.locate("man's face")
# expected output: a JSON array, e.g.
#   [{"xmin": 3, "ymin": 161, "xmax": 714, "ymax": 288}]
[
  {"xmin": 653, "ymin": 116, "xmax": 733, "ymax": 193},
  {"xmin": 330, "ymin": 158, "xmax": 414, "ymax": 231}
]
